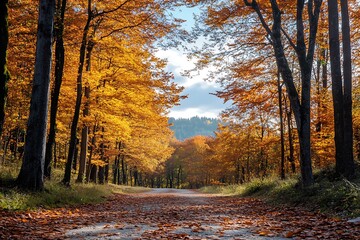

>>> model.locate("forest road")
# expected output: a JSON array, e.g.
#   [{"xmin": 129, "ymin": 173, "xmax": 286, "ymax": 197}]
[
  {"xmin": 1, "ymin": 188, "xmax": 359, "ymax": 239},
  {"xmin": 65, "ymin": 188, "xmax": 287, "ymax": 239},
  {"xmin": 64, "ymin": 188, "xmax": 359, "ymax": 239}
]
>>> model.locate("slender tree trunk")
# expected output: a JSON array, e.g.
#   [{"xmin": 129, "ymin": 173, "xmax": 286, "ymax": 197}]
[
  {"xmin": 121, "ymin": 155, "xmax": 126, "ymax": 184},
  {"xmin": 17, "ymin": 0, "xmax": 56, "ymax": 191},
  {"xmin": 98, "ymin": 166, "xmax": 104, "ymax": 184},
  {"xmin": 72, "ymin": 139, "xmax": 78, "ymax": 171},
  {"xmin": 286, "ymin": 104, "xmax": 296, "ymax": 174},
  {"xmin": 89, "ymin": 164, "xmax": 97, "ymax": 183},
  {"xmin": 340, "ymin": 0, "xmax": 355, "ymax": 178},
  {"xmin": 76, "ymin": 102, "xmax": 88, "ymax": 183},
  {"xmin": 86, "ymin": 125, "xmax": 96, "ymax": 182},
  {"xmin": 328, "ymin": 0, "xmax": 344, "ymax": 172},
  {"xmin": 316, "ymin": 47, "xmax": 322, "ymax": 134},
  {"xmin": 277, "ymin": 71, "xmax": 285, "ymax": 179},
  {"xmin": 105, "ymin": 164, "xmax": 109, "ymax": 183},
  {"xmin": 0, "ymin": 0, "xmax": 10, "ymax": 138},
  {"xmin": 44, "ymin": 0, "xmax": 67, "ymax": 179},
  {"xmin": 113, "ymin": 157, "xmax": 118, "ymax": 184},
  {"xmin": 62, "ymin": 0, "xmax": 92, "ymax": 185},
  {"xmin": 77, "ymin": 32, "xmax": 94, "ymax": 182}
]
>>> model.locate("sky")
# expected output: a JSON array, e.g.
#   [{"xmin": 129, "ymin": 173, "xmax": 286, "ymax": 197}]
[{"xmin": 155, "ymin": 6, "xmax": 231, "ymax": 119}]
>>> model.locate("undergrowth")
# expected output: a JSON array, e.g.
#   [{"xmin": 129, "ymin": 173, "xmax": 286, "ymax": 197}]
[
  {"xmin": 201, "ymin": 167, "xmax": 360, "ymax": 218},
  {"xmin": 0, "ymin": 165, "xmax": 148, "ymax": 211}
]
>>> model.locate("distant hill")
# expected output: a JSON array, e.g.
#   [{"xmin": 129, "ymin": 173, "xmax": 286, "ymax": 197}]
[{"xmin": 169, "ymin": 116, "xmax": 219, "ymax": 141}]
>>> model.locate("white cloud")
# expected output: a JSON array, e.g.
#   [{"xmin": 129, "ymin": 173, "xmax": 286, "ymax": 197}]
[
  {"xmin": 168, "ymin": 108, "xmax": 221, "ymax": 119},
  {"xmin": 155, "ymin": 49, "xmax": 219, "ymax": 89}
]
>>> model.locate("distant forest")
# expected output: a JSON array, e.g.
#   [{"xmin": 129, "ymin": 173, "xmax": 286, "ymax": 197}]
[{"xmin": 169, "ymin": 117, "xmax": 219, "ymax": 140}]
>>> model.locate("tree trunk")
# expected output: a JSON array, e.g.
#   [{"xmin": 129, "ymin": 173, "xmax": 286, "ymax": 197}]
[
  {"xmin": 277, "ymin": 70, "xmax": 285, "ymax": 179},
  {"xmin": 113, "ymin": 157, "xmax": 119, "ymax": 184},
  {"xmin": 0, "ymin": 0, "xmax": 10, "ymax": 138},
  {"xmin": 121, "ymin": 156, "xmax": 127, "ymax": 184},
  {"xmin": 104, "ymin": 164, "xmax": 109, "ymax": 183},
  {"xmin": 86, "ymin": 125, "xmax": 96, "ymax": 182},
  {"xmin": 328, "ymin": 0, "xmax": 355, "ymax": 178},
  {"xmin": 286, "ymin": 105, "xmax": 296, "ymax": 174},
  {"xmin": 98, "ymin": 166, "xmax": 104, "ymax": 184},
  {"xmin": 17, "ymin": 0, "xmax": 56, "ymax": 191},
  {"xmin": 77, "ymin": 33, "xmax": 94, "ymax": 183},
  {"xmin": 44, "ymin": 0, "xmax": 67, "ymax": 179},
  {"xmin": 77, "ymin": 127, "xmax": 88, "ymax": 182},
  {"xmin": 72, "ymin": 139, "xmax": 78, "ymax": 171},
  {"xmin": 340, "ymin": 0, "xmax": 355, "ymax": 178},
  {"xmin": 328, "ymin": 0, "xmax": 344, "ymax": 174},
  {"xmin": 89, "ymin": 164, "xmax": 97, "ymax": 183},
  {"xmin": 62, "ymin": 0, "xmax": 92, "ymax": 186}
]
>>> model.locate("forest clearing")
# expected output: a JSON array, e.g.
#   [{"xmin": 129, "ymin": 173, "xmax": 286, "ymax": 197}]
[{"xmin": 1, "ymin": 0, "xmax": 360, "ymax": 239}]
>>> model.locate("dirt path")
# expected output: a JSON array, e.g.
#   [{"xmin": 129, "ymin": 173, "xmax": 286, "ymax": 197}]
[{"xmin": 1, "ymin": 188, "xmax": 359, "ymax": 239}]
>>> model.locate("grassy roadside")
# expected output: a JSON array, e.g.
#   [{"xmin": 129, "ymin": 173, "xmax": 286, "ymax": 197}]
[
  {"xmin": 200, "ymin": 168, "xmax": 360, "ymax": 218},
  {"xmin": 0, "ymin": 166, "xmax": 149, "ymax": 211}
]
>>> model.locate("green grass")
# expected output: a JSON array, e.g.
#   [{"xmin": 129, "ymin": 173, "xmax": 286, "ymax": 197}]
[
  {"xmin": 0, "ymin": 166, "xmax": 149, "ymax": 211},
  {"xmin": 200, "ymin": 168, "xmax": 360, "ymax": 218}
]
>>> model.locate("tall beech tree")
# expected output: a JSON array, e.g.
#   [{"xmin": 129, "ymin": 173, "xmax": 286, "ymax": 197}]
[
  {"xmin": 0, "ymin": 0, "xmax": 10, "ymax": 137},
  {"xmin": 328, "ymin": 0, "xmax": 355, "ymax": 178},
  {"xmin": 17, "ymin": 0, "xmax": 55, "ymax": 190},
  {"xmin": 44, "ymin": 0, "xmax": 67, "ymax": 179}
]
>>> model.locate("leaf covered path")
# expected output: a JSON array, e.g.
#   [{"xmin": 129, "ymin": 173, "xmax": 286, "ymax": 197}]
[{"xmin": 1, "ymin": 189, "xmax": 359, "ymax": 239}]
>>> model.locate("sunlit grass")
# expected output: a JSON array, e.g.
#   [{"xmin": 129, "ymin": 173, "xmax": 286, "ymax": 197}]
[
  {"xmin": 200, "ymin": 168, "xmax": 360, "ymax": 217},
  {"xmin": 0, "ymin": 165, "xmax": 149, "ymax": 211}
]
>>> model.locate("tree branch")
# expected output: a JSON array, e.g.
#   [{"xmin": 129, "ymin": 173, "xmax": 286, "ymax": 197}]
[
  {"xmin": 243, "ymin": 0, "xmax": 272, "ymax": 35},
  {"xmin": 281, "ymin": 27, "xmax": 297, "ymax": 51},
  {"xmin": 99, "ymin": 16, "xmax": 150, "ymax": 40},
  {"xmin": 94, "ymin": 0, "xmax": 133, "ymax": 18},
  {"xmin": 306, "ymin": 0, "xmax": 323, "ymax": 62}
]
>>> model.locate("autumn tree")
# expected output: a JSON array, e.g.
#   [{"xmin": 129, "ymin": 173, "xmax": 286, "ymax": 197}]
[
  {"xmin": 3, "ymin": 1, "xmax": 37, "ymax": 158},
  {"xmin": 0, "ymin": 0, "xmax": 10, "ymax": 138},
  {"xmin": 185, "ymin": 0, "xmax": 323, "ymax": 186},
  {"xmin": 328, "ymin": 0, "xmax": 355, "ymax": 178},
  {"xmin": 44, "ymin": 0, "xmax": 67, "ymax": 179},
  {"xmin": 17, "ymin": 0, "xmax": 56, "ymax": 190}
]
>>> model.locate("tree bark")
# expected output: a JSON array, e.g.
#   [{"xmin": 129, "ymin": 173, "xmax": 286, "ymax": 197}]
[
  {"xmin": 327, "ymin": 0, "xmax": 355, "ymax": 178},
  {"xmin": 277, "ymin": 71, "xmax": 285, "ymax": 179},
  {"xmin": 340, "ymin": 0, "xmax": 355, "ymax": 178},
  {"xmin": 76, "ymin": 100, "xmax": 89, "ymax": 183},
  {"xmin": 0, "ymin": 0, "xmax": 10, "ymax": 137},
  {"xmin": 17, "ymin": 0, "xmax": 55, "ymax": 191},
  {"xmin": 286, "ymin": 103, "xmax": 296, "ymax": 174},
  {"xmin": 44, "ymin": 0, "xmax": 67, "ymax": 179},
  {"xmin": 328, "ymin": 0, "xmax": 355, "ymax": 178},
  {"xmin": 328, "ymin": 0, "xmax": 344, "ymax": 176},
  {"xmin": 121, "ymin": 155, "xmax": 127, "ymax": 184},
  {"xmin": 77, "ymin": 33, "xmax": 94, "ymax": 182}
]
